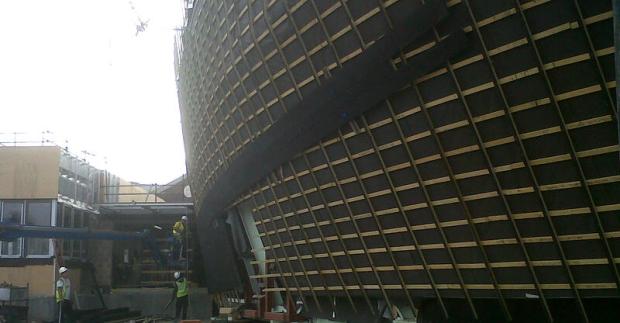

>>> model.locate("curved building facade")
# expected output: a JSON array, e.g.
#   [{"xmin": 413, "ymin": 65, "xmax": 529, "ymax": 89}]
[{"xmin": 177, "ymin": 0, "xmax": 620, "ymax": 321}]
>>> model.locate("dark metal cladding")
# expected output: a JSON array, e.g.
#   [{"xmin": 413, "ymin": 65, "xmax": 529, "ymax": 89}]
[{"xmin": 177, "ymin": 0, "xmax": 620, "ymax": 321}]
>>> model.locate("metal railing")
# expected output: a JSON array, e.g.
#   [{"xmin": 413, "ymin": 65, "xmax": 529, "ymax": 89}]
[
  {"xmin": 0, "ymin": 131, "xmax": 104, "ymax": 166},
  {"xmin": 0, "ymin": 131, "xmax": 56, "ymax": 147},
  {"xmin": 100, "ymin": 183, "xmax": 184, "ymax": 204}
]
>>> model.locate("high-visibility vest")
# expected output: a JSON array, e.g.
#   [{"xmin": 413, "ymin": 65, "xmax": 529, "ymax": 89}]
[
  {"xmin": 56, "ymin": 277, "xmax": 70, "ymax": 303},
  {"xmin": 55, "ymin": 287, "xmax": 63, "ymax": 303},
  {"xmin": 173, "ymin": 221, "xmax": 185, "ymax": 239},
  {"xmin": 176, "ymin": 278, "xmax": 188, "ymax": 298}
]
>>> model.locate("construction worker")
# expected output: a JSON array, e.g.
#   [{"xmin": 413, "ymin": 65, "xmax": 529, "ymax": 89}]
[
  {"xmin": 172, "ymin": 215, "xmax": 187, "ymax": 261},
  {"xmin": 56, "ymin": 266, "xmax": 73, "ymax": 322},
  {"xmin": 171, "ymin": 271, "xmax": 189, "ymax": 320}
]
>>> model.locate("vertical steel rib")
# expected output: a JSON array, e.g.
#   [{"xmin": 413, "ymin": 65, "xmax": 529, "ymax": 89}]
[
  {"xmin": 570, "ymin": 0, "xmax": 617, "ymax": 117},
  {"xmin": 515, "ymin": 0, "xmax": 620, "ymax": 301},
  {"xmin": 249, "ymin": 189, "xmax": 304, "ymax": 306},
  {"xmin": 336, "ymin": 127, "xmax": 417, "ymax": 315},
  {"xmin": 361, "ymin": 112, "xmax": 453, "ymax": 318},
  {"xmin": 258, "ymin": 181, "xmax": 320, "ymax": 311},
  {"xmin": 280, "ymin": 167, "xmax": 357, "ymax": 312},
  {"xmin": 299, "ymin": 154, "xmax": 377, "ymax": 314},
  {"xmin": 318, "ymin": 139, "xmax": 396, "ymax": 317},
  {"xmin": 463, "ymin": 0, "xmax": 591, "ymax": 320},
  {"xmin": 424, "ymin": 25, "xmax": 547, "ymax": 322},
  {"xmin": 408, "ymin": 70, "xmax": 510, "ymax": 319}
]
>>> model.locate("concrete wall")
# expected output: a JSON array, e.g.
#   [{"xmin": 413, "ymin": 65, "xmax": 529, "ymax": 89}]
[
  {"xmin": 0, "ymin": 264, "xmax": 57, "ymax": 322},
  {"xmin": 28, "ymin": 296, "xmax": 56, "ymax": 322},
  {"xmin": 0, "ymin": 264, "xmax": 55, "ymax": 297},
  {"xmin": 88, "ymin": 218, "xmax": 114, "ymax": 288},
  {"xmin": 0, "ymin": 146, "xmax": 60, "ymax": 199}
]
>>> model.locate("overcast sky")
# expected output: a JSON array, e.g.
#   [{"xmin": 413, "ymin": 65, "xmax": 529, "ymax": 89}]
[{"xmin": 0, "ymin": 0, "xmax": 186, "ymax": 184}]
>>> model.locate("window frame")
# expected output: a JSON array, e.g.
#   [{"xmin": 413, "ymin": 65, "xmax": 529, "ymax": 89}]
[
  {"xmin": 0, "ymin": 200, "xmax": 24, "ymax": 258},
  {"xmin": 24, "ymin": 200, "xmax": 55, "ymax": 259},
  {"xmin": 71, "ymin": 209, "xmax": 82, "ymax": 258},
  {"xmin": 58, "ymin": 203, "xmax": 91, "ymax": 260},
  {"xmin": 61, "ymin": 204, "xmax": 73, "ymax": 258}
]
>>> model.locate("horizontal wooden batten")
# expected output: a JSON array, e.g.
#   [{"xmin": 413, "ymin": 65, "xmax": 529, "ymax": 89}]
[
  {"xmin": 253, "ymin": 226, "xmax": 620, "ymax": 254},
  {"xmin": 203, "ymin": 6, "xmax": 615, "ymax": 187},
  {"xmin": 181, "ymin": 0, "xmax": 620, "ymax": 308}
]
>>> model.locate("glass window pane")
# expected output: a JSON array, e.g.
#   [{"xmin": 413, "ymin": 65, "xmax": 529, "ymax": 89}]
[
  {"xmin": 77, "ymin": 184, "xmax": 83, "ymax": 203},
  {"xmin": 81, "ymin": 213, "xmax": 90, "ymax": 258},
  {"xmin": 74, "ymin": 210, "xmax": 82, "ymax": 228},
  {"xmin": 63, "ymin": 206, "xmax": 72, "ymax": 228},
  {"xmin": 1, "ymin": 201, "xmax": 23, "ymax": 256},
  {"xmin": 2, "ymin": 202, "xmax": 22, "ymax": 224},
  {"xmin": 56, "ymin": 205, "xmax": 63, "ymax": 226},
  {"xmin": 25, "ymin": 201, "xmax": 51, "ymax": 256},
  {"xmin": 63, "ymin": 207, "xmax": 72, "ymax": 256},
  {"xmin": 72, "ymin": 211, "xmax": 82, "ymax": 258}
]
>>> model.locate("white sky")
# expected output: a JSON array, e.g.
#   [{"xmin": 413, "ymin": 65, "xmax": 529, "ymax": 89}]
[{"xmin": 0, "ymin": 0, "xmax": 186, "ymax": 184}]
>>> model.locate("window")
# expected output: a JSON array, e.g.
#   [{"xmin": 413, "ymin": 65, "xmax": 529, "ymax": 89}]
[
  {"xmin": 81, "ymin": 214, "xmax": 90, "ymax": 258},
  {"xmin": 62, "ymin": 205, "xmax": 73, "ymax": 255},
  {"xmin": 57, "ymin": 204, "xmax": 91, "ymax": 259},
  {"xmin": 1, "ymin": 201, "xmax": 23, "ymax": 257},
  {"xmin": 25, "ymin": 201, "xmax": 52, "ymax": 257},
  {"xmin": 59, "ymin": 155, "xmax": 97, "ymax": 206},
  {"xmin": 59, "ymin": 175, "xmax": 73, "ymax": 200},
  {"xmin": 72, "ymin": 210, "xmax": 82, "ymax": 258}
]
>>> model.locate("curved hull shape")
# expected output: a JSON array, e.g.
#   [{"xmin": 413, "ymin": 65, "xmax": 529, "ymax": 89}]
[{"xmin": 177, "ymin": 0, "xmax": 620, "ymax": 321}]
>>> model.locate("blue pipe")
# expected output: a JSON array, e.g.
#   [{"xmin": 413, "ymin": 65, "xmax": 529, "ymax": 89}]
[{"xmin": 0, "ymin": 224, "xmax": 165, "ymax": 265}]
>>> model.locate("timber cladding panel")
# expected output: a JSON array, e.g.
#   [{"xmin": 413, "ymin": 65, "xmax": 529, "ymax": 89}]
[
  {"xmin": 116, "ymin": 178, "xmax": 161, "ymax": 203},
  {"xmin": 0, "ymin": 146, "xmax": 61, "ymax": 199},
  {"xmin": 178, "ymin": 0, "xmax": 619, "ymax": 320}
]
